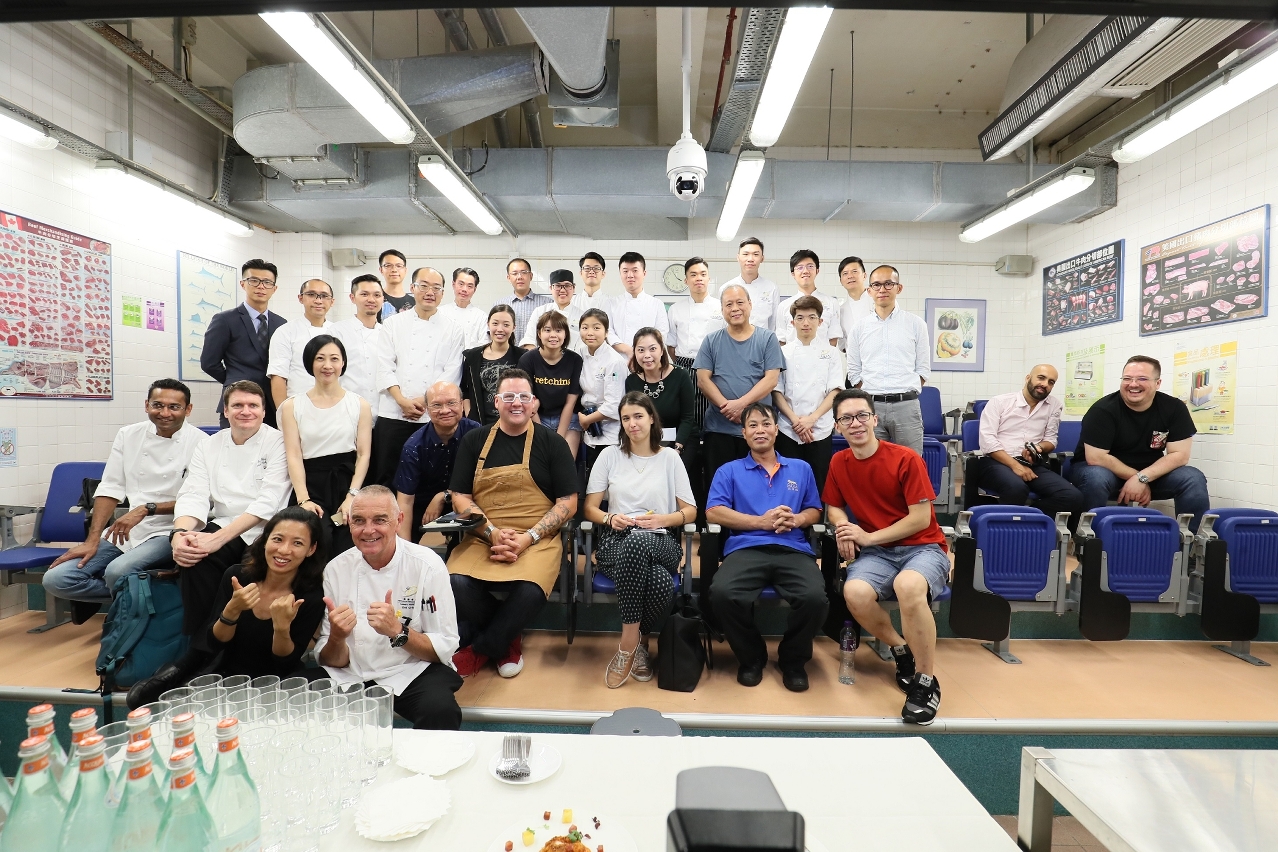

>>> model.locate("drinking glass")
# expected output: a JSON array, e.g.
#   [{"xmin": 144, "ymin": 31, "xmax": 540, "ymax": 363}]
[
  {"xmin": 316, "ymin": 695, "xmax": 347, "ymax": 728},
  {"xmin": 97, "ymin": 720, "xmax": 131, "ymax": 803},
  {"xmin": 239, "ymin": 726, "xmax": 275, "ymax": 763},
  {"xmin": 346, "ymin": 698, "xmax": 380, "ymax": 787},
  {"xmin": 272, "ymin": 729, "xmax": 308, "ymax": 753},
  {"xmin": 334, "ymin": 682, "xmax": 364, "ymax": 703},
  {"xmin": 280, "ymin": 756, "xmax": 321, "ymax": 852},
  {"xmin": 302, "ymin": 735, "xmax": 343, "ymax": 834},
  {"xmin": 139, "ymin": 700, "xmax": 172, "ymax": 761},
  {"xmin": 251, "ymin": 675, "xmax": 281, "ymax": 696},
  {"xmin": 364, "ymin": 685, "xmax": 394, "ymax": 766},
  {"xmin": 306, "ymin": 677, "xmax": 335, "ymax": 700},
  {"xmin": 159, "ymin": 686, "xmax": 193, "ymax": 705},
  {"xmin": 188, "ymin": 673, "xmax": 222, "ymax": 691},
  {"xmin": 228, "ymin": 687, "xmax": 261, "ymax": 722},
  {"xmin": 221, "ymin": 674, "xmax": 251, "ymax": 691},
  {"xmin": 279, "ymin": 676, "xmax": 308, "ymax": 703}
]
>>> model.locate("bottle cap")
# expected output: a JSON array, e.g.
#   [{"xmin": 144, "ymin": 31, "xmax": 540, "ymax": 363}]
[
  {"xmin": 125, "ymin": 739, "xmax": 154, "ymax": 760},
  {"xmin": 168, "ymin": 748, "xmax": 197, "ymax": 771},
  {"xmin": 171, "ymin": 711, "xmax": 196, "ymax": 729},
  {"xmin": 216, "ymin": 717, "xmax": 240, "ymax": 739},
  {"xmin": 78, "ymin": 734, "xmax": 106, "ymax": 754},
  {"xmin": 72, "ymin": 707, "xmax": 96, "ymax": 721},
  {"xmin": 843, "ymin": 620, "xmax": 853, "ymax": 626},
  {"xmin": 26, "ymin": 704, "xmax": 55, "ymax": 724},
  {"xmin": 126, "ymin": 707, "xmax": 152, "ymax": 723},
  {"xmin": 18, "ymin": 735, "xmax": 49, "ymax": 757}
]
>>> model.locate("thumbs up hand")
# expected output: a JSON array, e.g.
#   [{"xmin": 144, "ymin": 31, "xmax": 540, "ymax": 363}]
[
  {"xmin": 324, "ymin": 595, "xmax": 357, "ymax": 640},
  {"xmin": 367, "ymin": 588, "xmax": 401, "ymax": 638},
  {"xmin": 226, "ymin": 575, "xmax": 260, "ymax": 617}
]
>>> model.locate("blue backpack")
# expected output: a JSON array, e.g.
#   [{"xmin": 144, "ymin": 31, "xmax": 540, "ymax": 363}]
[{"xmin": 96, "ymin": 568, "xmax": 187, "ymax": 694}]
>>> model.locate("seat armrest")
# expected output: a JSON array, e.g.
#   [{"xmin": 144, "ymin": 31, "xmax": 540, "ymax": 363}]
[
  {"xmin": 683, "ymin": 523, "xmax": 696, "ymax": 534},
  {"xmin": 580, "ymin": 520, "xmax": 594, "ymax": 532},
  {"xmin": 1076, "ymin": 511, "xmax": 1097, "ymax": 539},
  {"xmin": 955, "ymin": 510, "xmax": 974, "ymax": 537},
  {"xmin": 0, "ymin": 505, "xmax": 39, "ymax": 518},
  {"xmin": 707, "ymin": 523, "xmax": 722, "ymax": 535}
]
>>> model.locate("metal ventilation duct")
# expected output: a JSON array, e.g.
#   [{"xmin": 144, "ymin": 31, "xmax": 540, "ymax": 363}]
[
  {"xmin": 1099, "ymin": 18, "xmax": 1248, "ymax": 97},
  {"xmin": 515, "ymin": 7, "xmax": 612, "ymax": 98},
  {"xmin": 707, "ymin": 7, "xmax": 785, "ymax": 153}
]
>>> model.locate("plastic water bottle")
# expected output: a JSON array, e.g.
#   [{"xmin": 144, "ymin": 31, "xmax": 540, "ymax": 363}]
[
  {"xmin": 125, "ymin": 707, "xmax": 169, "ymax": 799},
  {"xmin": 838, "ymin": 620, "xmax": 858, "ymax": 685},
  {"xmin": 57, "ymin": 734, "xmax": 113, "ymax": 852},
  {"xmin": 107, "ymin": 740, "xmax": 165, "ymax": 852},
  {"xmin": 156, "ymin": 749, "xmax": 216, "ymax": 852},
  {"xmin": 58, "ymin": 707, "xmax": 98, "ymax": 801},
  {"xmin": 206, "ymin": 718, "xmax": 262, "ymax": 852},
  {"xmin": 25, "ymin": 704, "xmax": 68, "ymax": 785},
  {"xmin": 0, "ymin": 735, "xmax": 67, "ymax": 852},
  {"xmin": 170, "ymin": 711, "xmax": 211, "ymax": 792}
]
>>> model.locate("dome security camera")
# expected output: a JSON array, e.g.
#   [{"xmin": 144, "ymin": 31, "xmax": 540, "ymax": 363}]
[{"xmin": 667, "ymin": 135, "xmax": 708, "ymax": 201}]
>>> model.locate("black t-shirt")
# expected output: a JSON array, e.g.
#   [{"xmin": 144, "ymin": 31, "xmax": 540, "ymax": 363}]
[
  {"xmin": 460, "ymin": 345, "xmax": 523, "ymax": 425},
  {"xmin": 382, "ymin": 290, "xmax": 416, "ymax": 314},
  {"xmin": 517, "ymin": 348, "xmax": 583, "ymax": 414},
  {"xmin": 450, "ymin": 423, "xmax": 578, "ymax": 501},
  {"xmin": 625, "ymin": 367, "xmax": 697, "ymax": 449},
  {"xmin": 205, "ymin": 565, "xmax": 326, "ymax": 679},
  {"xmin": 1075, "ymin": 390, "xmax": 1196, "ymax": 470}
]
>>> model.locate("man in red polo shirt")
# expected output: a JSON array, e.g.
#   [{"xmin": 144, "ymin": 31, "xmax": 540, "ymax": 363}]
[{"xmin": 823, "ymin": 388, "xmax": 949, "ymax": 725}]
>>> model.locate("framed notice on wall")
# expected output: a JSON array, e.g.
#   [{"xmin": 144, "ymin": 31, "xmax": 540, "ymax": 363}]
[
  {"xmin": 925, "ymin": 299, "xmax": 985, "ymax": 372},
  {"xmin": 1139, "ymin": 206, "xmax": 1269, "ymax": 336},
  {"xmin": 0, "ymin": 210, "xmax": 112, "ymax": 400},
  {"xmin": 1042, "ymin": 241, "xmax": 1123, "ymax": 335},
  {"xmin": 177, "ymin": 252, "xmax": 239, "ymax": 382},
  {"xmin": 1173, "ymin": 341, "xmax": 1236, "ymax": 435}
]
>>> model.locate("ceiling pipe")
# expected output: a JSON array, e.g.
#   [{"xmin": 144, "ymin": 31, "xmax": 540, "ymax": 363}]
[
  {"xmin": 515, "ymin": 7, "xmax": 611, "ymax": 100},
  {"xmin": 435, "ymin": 8, "xmax": 512, "ymax": 149},
  {"xmin": 477, "ymin": 8, "xmax": 543, "ymax": 148}
]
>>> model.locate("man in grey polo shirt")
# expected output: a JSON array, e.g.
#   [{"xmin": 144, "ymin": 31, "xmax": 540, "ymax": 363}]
[{"xmin": 845, "ymin": 265, "xmax": 929, "ymax": 454}]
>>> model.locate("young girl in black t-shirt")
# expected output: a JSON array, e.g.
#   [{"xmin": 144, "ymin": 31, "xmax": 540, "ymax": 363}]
[{"xmin": 518, "ymin": 310, "xmax": 583, "ymax": 457}]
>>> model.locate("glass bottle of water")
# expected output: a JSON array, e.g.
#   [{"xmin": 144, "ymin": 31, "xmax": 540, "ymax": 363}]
[
  {"xmin": 58, "ymin": 707, "xmax": 98, "ymax": 801},
  {"xmin": 170, "ymin": 711, "xmax": 212, "ymax": 792},
  {"xmin": 839, "ymin": 620, "xmax": 858, "ymax": 685},
  {"xmin": 26, "ymin": 704, "xmax": 68, "ymax": 785},
  {"xmin": 206, "ymin": 718, "xmax": 262, "ymax": 852},
  {"xmin": 57, "ymin": 734, "xmax": 113, "ymax": 852},
  {"xmin": 107, "ymin": 740, "xmax": 165, "ymax": 852},
  {"xmin": 156, "ymin": 748, "xmax": 216, "ymax": 852},
  {"xmin": 0, "ymin": 735, "xmax": 67, "ymax": 852},
  {"xmin": 0, "ymin": 748, "xmax": 12, "ymax": 832},
  {"xmin": 125, "ymin": 707, "xmax": 169, "ymax": 799}
]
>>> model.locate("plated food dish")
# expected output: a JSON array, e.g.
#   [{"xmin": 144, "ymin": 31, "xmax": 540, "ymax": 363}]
[{"xmin": 487, "ymin": 809, "xmax": 637, "ymax": 852}]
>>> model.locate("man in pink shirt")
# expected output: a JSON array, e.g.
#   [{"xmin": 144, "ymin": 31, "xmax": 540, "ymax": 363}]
[{"xmin": 972, "ymin": 364, "xmax": 1083, "ymax": 524}]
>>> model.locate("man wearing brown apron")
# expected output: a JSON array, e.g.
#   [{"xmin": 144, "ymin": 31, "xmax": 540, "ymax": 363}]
[{"xmin": 447, "ymin": 369, "xmax": 579, "ymax": 678}]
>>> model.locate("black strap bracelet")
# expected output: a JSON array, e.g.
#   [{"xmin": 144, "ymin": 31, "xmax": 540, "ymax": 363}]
[{"xmin": 218, "ymin": 614, "xmax": 239, "ymax": 627}]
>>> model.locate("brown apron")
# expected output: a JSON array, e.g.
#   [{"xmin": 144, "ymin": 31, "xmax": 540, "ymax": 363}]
[{"xmin": 447, "ymin": 425, "xmax": 563, "ymax": 595}]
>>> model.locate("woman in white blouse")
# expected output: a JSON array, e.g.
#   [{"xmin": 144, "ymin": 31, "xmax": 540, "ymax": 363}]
[
  {"xmin": 278, "ymin": 334, "xmax": 373, "ymax": 554},
  {"xmin": 585, "ymin": 392, "xmax": 696, "ymax": 688},
  {"xmin": 576, "ymin": 308, "xmax": 627, "ymax": 471}
]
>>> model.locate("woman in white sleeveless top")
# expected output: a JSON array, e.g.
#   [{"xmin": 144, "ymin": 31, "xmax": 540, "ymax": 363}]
[{"xmin": 278, "ymin": 334, "xmax": 373, "ymax": 555}]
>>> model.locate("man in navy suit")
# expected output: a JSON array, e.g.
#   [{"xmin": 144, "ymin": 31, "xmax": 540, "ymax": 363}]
[{"xmin": 201, "ymin": 259, "xmax": 288, "ymax": 427}]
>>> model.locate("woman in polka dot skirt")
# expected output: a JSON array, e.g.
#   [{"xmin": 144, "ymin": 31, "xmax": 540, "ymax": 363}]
[{"xmin": 585, "ymin": 392, "xmax": 697, "ymax": 688}]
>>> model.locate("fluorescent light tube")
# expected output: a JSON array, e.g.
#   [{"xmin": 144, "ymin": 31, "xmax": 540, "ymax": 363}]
[
  {"xmin": 716, "ymin": 151, "xmax": 767, "ymax": 242},
  {"xmin": 417, "ymin": 155, "xmax": 503, "ymax": 235},
  {"xmin": 748, "ymin": 7, "xmax": 833, "ymax": 148},
  {"xmin": 0, "ymin": 112, "xmax": 57, "ymax": 150},
  {"xmin": 260, "ymin": 12, "xmax": 415, "ymax": 145},
  {"xmin": 959, "ymin": 167, "xmax": 1094, "ymax": 243},
  {"xmin": 1112, "ymin": 48, "xmax": 1278, "ymax": 164},
  {"xmin": 96, "ymin": 160, "xmax": 253, "ymax": 237}
]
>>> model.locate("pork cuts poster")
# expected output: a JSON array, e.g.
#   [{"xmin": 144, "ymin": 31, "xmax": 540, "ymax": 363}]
[
  {"xmin": 1139, "ymin": 206, "xmax": 1269, "ymax": 336},
  {"xmin": 1042, "ymin": 241, "xmax": 1123, "ymax": 335},
  {"xmin": 0, "ymin": 210, "xmax": 112, "ymax": 400}
]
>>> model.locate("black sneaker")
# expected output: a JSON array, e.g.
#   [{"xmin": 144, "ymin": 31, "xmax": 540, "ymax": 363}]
[
  {"xmin": 890, "ymin": 644, "xmax": 916, "ymax": 693},
  {"xmin": 902, "ymin": 673, "xmax": 941, "ymax": 726}
]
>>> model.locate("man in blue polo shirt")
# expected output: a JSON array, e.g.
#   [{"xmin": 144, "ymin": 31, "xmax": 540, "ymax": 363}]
[
  {"xmin": 392, "ymin": 381, "xmax": 480, "ymax": 543},
  {"xmin": 706, "ymin": 403, "xmax": 828, "ymax": 692}
]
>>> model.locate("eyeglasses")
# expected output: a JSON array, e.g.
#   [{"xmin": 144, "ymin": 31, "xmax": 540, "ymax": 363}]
[
  {"xmin": 867, "ymin": 282, "xmax": 898, "ymax": 291},
  {"xmin": 550, "ymin": 282, "xmax": 575, "ymax": 290},
  {"xmin": 835, "ymin": 412, "xmax": 874, "ymax": 425},
  {"xmin": 793, "ymin": 263, "xmax": 817, "ymax": 273},
  {"xmin": 580, "ymin": 265, "xmax": 603, "ymax": 274},
  {"xmin": 380, "ymin": 262, "xmax": 406, "ymax": 270},
  {"xmin": 147, "ymin": 401, "xmax": 187, "ymax": 413},
  {"xmin": 301, "ymin": 292, "xmax": 333, "ymax": 301},
  {"xmin": 412, "ymin": 283, "xmax": 445, "ymax": 293},
  {"xmin": 427, "ymin": 402, "xmax": 460, "ymax": 411},
  {"xmin": 1121, "ymin": 376, "xmax": 1154, "ymax": 385},
  {"xmin": 496, "ymin": 392, "xmax": 534, "ymax": 404},
  {"xmin": 243, "ymin": 277, "xmax": 276, "ymax": 289}
]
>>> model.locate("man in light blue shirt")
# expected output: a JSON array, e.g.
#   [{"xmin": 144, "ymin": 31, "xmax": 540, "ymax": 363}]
[
  {"xmin": 845, "ymin": 265, "xmax": 930, "ymax": 454},
  {"xmin": 493, "ymin": 257, "xmax": 551, "ymax": 343}
]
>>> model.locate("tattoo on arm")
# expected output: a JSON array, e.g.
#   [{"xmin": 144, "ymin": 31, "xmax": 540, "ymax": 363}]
[{"xmin": 532, "ymin": 497, "xmax": 574, "ymax": 540}]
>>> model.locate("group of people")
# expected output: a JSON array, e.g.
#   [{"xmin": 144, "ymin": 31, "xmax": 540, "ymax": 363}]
[{"xmin": 38, "ymin": 241, "xmax": 1212, "ymax": 730}]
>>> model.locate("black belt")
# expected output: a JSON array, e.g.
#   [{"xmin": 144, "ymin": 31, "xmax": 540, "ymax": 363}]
[{"xmin": 869, "ymin": 391, "xmax": 918, "ymax": 403}]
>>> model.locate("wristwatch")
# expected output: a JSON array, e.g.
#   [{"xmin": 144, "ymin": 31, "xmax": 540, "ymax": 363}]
[
  {"xmin": 390, "ymin": 621, "xmax": 410, "ymax": 648},
  {"xmin": 348, "ymin": 489, "xmax": 360, "ymax": 497},
  {"xmin": 527, "ymin": 528, "xmax": 542, "ymax": 544},
  {"xmin": 1137, "ymin": 473, "xmax": 1150, "ymax": 484},
  {"xmin": 145, "ymin": 502, "xmax": 157, "ymax": 516}
]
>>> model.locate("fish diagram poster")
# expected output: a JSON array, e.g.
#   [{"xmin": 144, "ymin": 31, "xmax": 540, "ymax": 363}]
[
  {"xmin": 178, "ymin": 251, "xmax": 238, "ymax": 382},
  {"xmin": 1064, "ymin": 343, "xmax": 1105, "ymax": 416},
  {"xmin": 1139, "ymin": 206, "xmax": 1269, "ymax": 336},
  {"xmin": 0, "ymin": 210, "xmax": 112, "ymax": 400},
  {"xmin": 1174, "ymin": 341, "xmax": 1236, "ymax": 435},
  {"xmin": 1042, "ymin": 241, "xmax": 1123, "ymax": 335}
]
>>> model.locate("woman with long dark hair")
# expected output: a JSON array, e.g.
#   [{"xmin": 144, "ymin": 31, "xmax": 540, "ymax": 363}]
[{"xmin": 460, "ymin": 304, "xmax": 522, "ymax": 425}]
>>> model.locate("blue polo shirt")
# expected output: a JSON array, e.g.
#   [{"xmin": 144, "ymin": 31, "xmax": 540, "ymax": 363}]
[
  {"xmin": 392, "ymin": 418, "xmax": 481, "ymax": 510},
  {"xmin": 706, "ymin": 453, "xmax": 822, "ymax": 556}
]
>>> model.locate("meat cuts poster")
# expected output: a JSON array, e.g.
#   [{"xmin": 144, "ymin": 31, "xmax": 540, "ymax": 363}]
[
  {"xmin": 1042, "ymin": 241, "xmax": 1123, "ymax": 335},
  {"xmin": 0, "ymin": 210, "xmax": 112, "ymax": 399},
  {"xmin": 1139, "ymin": 206, "xmax": 1269, "ymax": 336}
]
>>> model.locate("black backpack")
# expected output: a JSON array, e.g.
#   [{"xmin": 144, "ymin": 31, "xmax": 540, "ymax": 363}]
[{"xmin": 657, "ymin": 596, "xmax": 714, "ymax": 692}]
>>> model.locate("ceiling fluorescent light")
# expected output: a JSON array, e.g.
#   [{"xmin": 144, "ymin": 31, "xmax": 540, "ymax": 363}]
[
  {"xmin": 0, "ymin": 112, "xmax": 57, "ymax": 150},
  {"xmin": 417, "ymin": 156, "xmax": 503, "ymax": 235},
  {"xmin": 716, "ymin": 151, "xmax": 767, "ymax": 242},
  {"xmin": 1112, "ymin": 47, "xmax": 1278, "ymax": 164},
  {"xmin": 95, "ymin": 160, "xmax": 252, "ymax": 237},
  {"xmin": 748, "ymin": 7, "xmax": 833, "ymax": 148},
  {"xmin": 260, "ymin": 12, "xmax": 415, "ymax": 145},
  {"xmin": 959, "ymin": 167, "xmax": 1094, "ymax": 243}
]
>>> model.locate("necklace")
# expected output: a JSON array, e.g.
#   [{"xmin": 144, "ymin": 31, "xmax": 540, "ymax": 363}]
[
  {"xmin": 628, "ymin": 451, "xmax": 656, "ymax": 474},
  {"xmin": 643, "ymin": 377, "xmax": 665, "ymax": 399}
]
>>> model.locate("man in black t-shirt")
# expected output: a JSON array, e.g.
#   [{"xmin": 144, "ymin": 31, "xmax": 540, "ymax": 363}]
[{"xmin": 1070, "ymin": 355, "xmax": 1210, "ymax": 530}]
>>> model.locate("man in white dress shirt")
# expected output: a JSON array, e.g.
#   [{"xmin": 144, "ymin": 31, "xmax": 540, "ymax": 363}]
[
  {"xmin": 837, "ymin": 256, "xmax": 872, "ymax": 353},
  {"xmin": 666, "ymin": 256, "xmax": 722, "ymax": 363},
  {"xmin": 317, "ymin": 486, "xmax": 463, "ymax": 730},
  {"xmin": 170, "ymin": 380, "xmax": 291, "ymax": 649},
  {"xmin": 718, "ymin": 237, "xmax": 779, "ymax": 331},
  {"xmin": 332, "ymin": 274, "xmax": 385, "ymax": 410},
  {"xmin": 571, "ymin": 252, "xmax": 612, "ymax": 313},
  {"xmin": 438, "ymin": 266, "xmax": 489, "ymax": 348},
  {"xmin": 846, "ymin": 265, "xmax": 930, "ymax": 454},
  {"xmin": 266, "ymin": 279, "xmax": 334, "ymax": 407},
  {"xmin": 44, "ymin": 379, "xmax": 208, "ymax": 622},
  {"xmin": 608, "ymin": 252, "xmax": 669, "ymax": 357},
  {"xmin": 373, "ymin": 266, "xmax": 466, "ymax": 487},
  {"xmin": 776, "ymin": 250, "xmax": 842, "ymax": 347}
]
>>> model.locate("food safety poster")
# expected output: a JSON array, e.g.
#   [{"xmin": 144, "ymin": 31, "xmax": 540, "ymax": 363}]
[
  {"xmin": 0, "ymin": 209, "xmax": 112, "ymax": 400},
  {"xmin": 177, "ymin": 251, "xmax": 238, "ymax": 382},
  {"xmin": 1139, "ymin": 206, "xmax": 1268, "ymax": 336},
  {"xmin": 1173, "ymin": 341, "xmax": 1236, "ymax": 435},
  {"xmin": 1064, "ymin": 343, "xmax": 1105, "ymax": 416},
  {"xmin": 1042, "ymin": 241, "xmax": 1123, "ymax": 335}
]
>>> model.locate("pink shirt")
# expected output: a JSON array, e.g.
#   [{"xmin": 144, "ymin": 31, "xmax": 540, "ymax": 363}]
[{"xmin": 978, "ymin": 391, "xmax": 1063, "ymax": 456}]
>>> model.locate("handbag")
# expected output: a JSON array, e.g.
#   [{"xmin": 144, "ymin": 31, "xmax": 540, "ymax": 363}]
[{"xmin": 657, "ymin": 595, "xmax": 713, "ymax": 692}]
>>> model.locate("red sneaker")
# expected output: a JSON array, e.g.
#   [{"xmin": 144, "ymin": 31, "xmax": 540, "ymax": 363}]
[
  {"xmin": 452, "ymin": 645, "xmax": 488, "ymax": 677},
  {"xmin": 496, "ymin": 635, "xmax": 524, "ymax": 678}
]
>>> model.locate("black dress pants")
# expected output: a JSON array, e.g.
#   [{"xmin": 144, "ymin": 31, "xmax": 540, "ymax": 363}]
[
  {"xmin": 449, "ymin": 575, "xmax": 548, "ymax": 660},
  {"xmin": 180, "ymin": 523, "xmax": 247, "ymax": 652}
]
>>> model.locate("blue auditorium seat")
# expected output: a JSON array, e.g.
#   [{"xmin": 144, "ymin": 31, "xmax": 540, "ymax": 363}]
[
  {"xmin": 1053, "ymin": 420, "xmax": 1083, "ymax": 480},
  {"xmin": 198, "ymin": 425, "xmax": 221, "ymax": 436},
  {"xmin": 1194, "ymin": 509, "xmax": 1278, "ymax": 665},
  {"xmin": 920, "ymin": 386, "xmax": 960, "ymax": 442}
]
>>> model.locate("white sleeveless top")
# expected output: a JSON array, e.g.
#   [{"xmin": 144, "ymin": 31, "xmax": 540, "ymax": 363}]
[{"xmin": 293, "ymin": 391, "xmax": 361, "ymax": 458}]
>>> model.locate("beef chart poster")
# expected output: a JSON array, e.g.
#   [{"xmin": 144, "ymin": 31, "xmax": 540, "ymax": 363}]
[
  {"xmin": 0, "ymin": 210, "xmax": 112, "ymax": 399},
  {"xmin": 1139, "ymin": 206, "xmax": 1269, "ymax": 336},
  {"xmin": 1042, "ymin": 241, "xmax": 1123, "ymax": 335}
]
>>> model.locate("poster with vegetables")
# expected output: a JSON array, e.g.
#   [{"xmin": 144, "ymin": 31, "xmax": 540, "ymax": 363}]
[
  {"xmin": 1173, "ymin": 341, "xmax": 1235, "ymax": 435},
  {"xmin": 1042, "ymin": 240, "xmax": 1123, "ymax": 335},
  {"xmin": 925, "ymin": 299, "xmax": 985, "ymax": 372},
  {"xmin": 1139, "ymin": 206, "xmax": 1268, "ymax": 336}
]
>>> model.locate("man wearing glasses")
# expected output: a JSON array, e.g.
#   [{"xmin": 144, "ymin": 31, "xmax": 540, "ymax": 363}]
[
  {"xmin": 43, "ymin": 379, "xmax": 208, "ymax": 623},
  {"xmin": 201, "ymin": 259, "xmax": 287, "ymax": 427},
  {"xmin": 378, "ymin": 249, "xmax": 416, "ymax": 317},
  {"xmin": 572, "ymin": 252, "xmax": 611, "ymax": 313},
  {"xmin": 845, "ymin": 265, "xmax": 930, "ymax": 454},
  {"xmin": 1070, "ymin": 355, "xmax": 1209, "ymax": 531},
  {"xmin": 520, "ymin": 269, "xmax": 583, "ymax": 351},
  {"xmin": 775, "ymin": 249, "xmax": 842, "ymax": 347},
  {"xmin": 266, "ymin": 279, "xmax": 335, "ymax": 407},
  {"xmin": 438, "ymin": 267, "xmax": 489, "ymax": 348},
  {"xmin": 825, "ymin": 389, "xmax": 949, "ymax": 725},
  {"xmin": 494, "ymin": 257, "xmax": 550, "ymax": 343},
  {"xmin": 373, "ymin": 267, "xmax": 467, "ymax": 487}
]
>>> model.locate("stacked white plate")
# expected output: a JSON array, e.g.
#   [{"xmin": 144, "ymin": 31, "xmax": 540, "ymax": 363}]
[
  {"xmin": 355, "ymin": 774, "xmax": 451, "ymax": 842},
  {"xmin": 396, "ymin": 731, "xmax": 476, "ymax": 777}
]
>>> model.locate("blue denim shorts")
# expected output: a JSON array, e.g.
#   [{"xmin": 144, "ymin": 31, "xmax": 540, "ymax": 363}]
[
  {"xmin": 540, "ymin": 412, "xmax": 582, "ymax": 432},
  {"xmin": 845, "ymin": 543, "xmax": 950, "ymax": 601}
]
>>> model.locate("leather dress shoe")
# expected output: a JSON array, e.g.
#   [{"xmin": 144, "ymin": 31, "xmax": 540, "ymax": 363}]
[
  {"xmin": 126, "ymin": 662, "xmax": 185, "ymax": 709},
  {"xmin": 736, "ymin": 663, "xmax": 764, "ymax": 687},
  {"xmin": 780, "ymin": 665, "xmax": 809, "ymax": 692}
]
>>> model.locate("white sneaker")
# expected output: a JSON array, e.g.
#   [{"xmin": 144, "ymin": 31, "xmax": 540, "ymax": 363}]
[{"xmin": 497, "ymin": 654, "xmax": 524, "ymax": 678}]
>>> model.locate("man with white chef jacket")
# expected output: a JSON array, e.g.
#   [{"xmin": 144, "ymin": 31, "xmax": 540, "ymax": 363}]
[
  {"xmin": 718, "ymin": 237, "xmax": 779, "ymax": 331},
  {"xmin": 44, "ymin": 379, "xmax": 208, "ymax": 622},
  {"xmin": 332, "ymin": 274, "xmax": 385, "ymax": 410},
  {"xmin": 372, "ymin": 266, "xmax": 466, "ymax": 487},
  {"xmin": 775, "ymin": 250, "xmax": 842, "ymax": 348},
  {"xmin": 266, "ymin": 278, "xmax": 334, "ymax": 406},
  {"xmin": 772, "ymin": 296, "xmax": 844, "ymax": 492},
  {"xmin": 316, "ymin": 485, "xmax": 463, "ymax": 730},
  {"xmin": 666, "ymin": 257, "xmax": 722, "ymax": 364},
  {"xmin": 608, "ymin": 252, "xmax": 669, "ymax": 357},
  {"xmin": 438, "ymin": 266, "xmax": 490, "ymax": 349}
]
